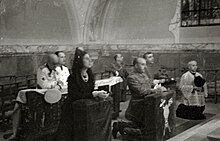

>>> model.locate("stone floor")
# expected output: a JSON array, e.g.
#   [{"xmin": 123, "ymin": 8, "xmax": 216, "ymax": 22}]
[
  {"xmin": 111, "ymin": 96, "xmax": 220, "ymax": 141},
  {"xmin": 0, "ymin": 95, "xmax": 220, "ymax": 141},
  {"xmin": 168, "ymin": 113, "xmax": 220, "ymax": 141}
]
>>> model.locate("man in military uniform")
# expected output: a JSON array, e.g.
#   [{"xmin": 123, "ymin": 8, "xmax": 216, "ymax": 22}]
[
  {"xmin": 112, "ymin": 58, "xmax": 160, "ymax": 139},
  {"xmin": 107, "ymin": 54, "xmax": 129, "ymax": 102},
  {"xmin": 55, "ymin": 51, "xmax": 70, "ymax": 89},
  {"xmin": 125, "ymin": 58, "xmax": 158, "ymax": 121},
  {"xmin": 37, "ymin": 54, "xmax": 63, "ymax": 89}
]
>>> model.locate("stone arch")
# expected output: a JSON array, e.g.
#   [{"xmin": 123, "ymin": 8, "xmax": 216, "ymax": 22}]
[
  {"xmin": 83, "ymin": 0, "xmax": 112, "ymax": 43},
  {"xmin": 63, "ymin": 0, "xmax": 81, "ymax": 43},
  {"xmin": 169, "ymin": 0, "xmax": 181, "ymax": 43}
]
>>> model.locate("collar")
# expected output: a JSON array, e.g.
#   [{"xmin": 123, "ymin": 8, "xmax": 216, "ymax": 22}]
[
  {"xmin": 114, "ymin": 61, "xmax": 123, "ymax": 67},
  {"xmin": 189, "ymin": 71, "xmax": 196, "ymax": 75}
]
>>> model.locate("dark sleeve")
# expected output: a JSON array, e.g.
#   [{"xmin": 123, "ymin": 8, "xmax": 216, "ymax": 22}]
[
  {"xmin": 123, "ymin": 68, "xmax": 129, "ymax": 78},
  {"xmin": 127, "ymin": 75, "xmax": 152, "ymax": 98},
  {"xmin": 106, "ymin": 63, "xmax": 118, "ymax": 73},
  {"xmin": 67, "ymin": 75, "xmax": 93, "ymax": 101},
  {"xmin": 153, "ymin": 73, "xmax": 160, "ymax": 79},
  {"xmin": 117, "ymin": 66, "xmax": 129, "ymax": 78}
]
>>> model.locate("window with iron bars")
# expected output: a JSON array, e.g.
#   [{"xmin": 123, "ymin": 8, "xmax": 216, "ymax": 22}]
[{"xmin": 181, "ymin": 0, "xmax": 220, "ymax": 27}]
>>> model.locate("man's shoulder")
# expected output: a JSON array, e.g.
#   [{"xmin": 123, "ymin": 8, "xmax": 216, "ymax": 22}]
[
  {"xmin": 110, "ymin": 62, "xmax": 118, "ymax": 68},
  {"xmin": 196, "ymin": 72, "xmax": 203, "ymax": 77},
  {"xmin": 128, "ymin": 72, "xmax": 141, "ymax": 80},
  {"xmin": 63, "ymin": 66, "xmax": 69, "ymax": 71},
  {"xmin": 181, "ymin": 71, "xmax": 189, "ymax": 76},
  {"xmin": 56, "ymin": 66, "xmax": 70, "ymax": 73}
]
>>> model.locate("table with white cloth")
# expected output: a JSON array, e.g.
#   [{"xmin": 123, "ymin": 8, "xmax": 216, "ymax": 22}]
[
  {"xmin": 95, "ymin": 76, "xmax": 123, "ymax": 119},
  {"xmin": 16, "ymin": 75, "xmax": 123, "ymax": 104},
  {"xmin": 16, "ymin": 88, "xmax": 67, "ymax": 104}
]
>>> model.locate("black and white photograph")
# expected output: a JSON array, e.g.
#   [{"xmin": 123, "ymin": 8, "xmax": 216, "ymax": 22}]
[{"xmin": 0, "ymin": 0, "xmax": 220, "ymax": 141}]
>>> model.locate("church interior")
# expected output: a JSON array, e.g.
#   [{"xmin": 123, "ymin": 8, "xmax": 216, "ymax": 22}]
[{"xmin": 0, "ymin": 0, "xmax": 220, "ymax": 141}]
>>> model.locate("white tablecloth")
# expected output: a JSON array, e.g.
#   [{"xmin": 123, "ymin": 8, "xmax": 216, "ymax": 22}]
[
  {"xmin": 94, "ymin": 76, "xmax": 123, "ymax": 89},
  {"xmin": 16, "ymin": 77, "xmax": 123, "ymax": 104},
  {"xmin": 16, "ymin": 88, "xmax": 67, "ymax": 104}
]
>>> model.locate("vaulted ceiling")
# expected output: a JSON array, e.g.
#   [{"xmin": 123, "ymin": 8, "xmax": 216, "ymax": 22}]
[
  {"xmin": 0, "ymin": 0, "xmax": 177, "ymax": 44},
  {"xmin": 65, "ymin": 0, "xmax": 177, "ymax": 44}
]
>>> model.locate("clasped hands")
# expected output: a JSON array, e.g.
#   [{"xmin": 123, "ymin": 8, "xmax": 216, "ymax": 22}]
[
  {"xmin": 92, "ymin": 90, "xmax": 109, "ymax": 99},
  {"xmin": 151, "ymin": 86, "xmax": 167, "ymax": 94}
]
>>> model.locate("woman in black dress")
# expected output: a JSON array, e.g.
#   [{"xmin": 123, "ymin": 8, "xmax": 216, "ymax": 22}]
[{"xmin": 56, "ymin": 47, "xmax": 108, "ymax": 141}]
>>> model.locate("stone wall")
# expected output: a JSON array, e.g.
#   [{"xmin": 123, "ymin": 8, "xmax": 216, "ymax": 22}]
[{"xmin": 0, "ymin": 44, "xmax": 220, "ymax": 79}]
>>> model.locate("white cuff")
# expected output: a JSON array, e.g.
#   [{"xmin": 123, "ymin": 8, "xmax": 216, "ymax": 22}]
[
  {"xmin": 115, "ymin": 71, "xmax": 119, "ymax": 76},
  {"xmin": 153, "ymin": 80, "xmax": 160, "ymax": 85},
  {"xmin": 92, "ymin": 91, "xmax": 98, "ymax": 97}
]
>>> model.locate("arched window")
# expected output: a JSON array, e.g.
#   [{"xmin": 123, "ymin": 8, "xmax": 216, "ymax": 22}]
[{"xmin": 181, "ymin": 0, "xmax": 220, "ymax": 27}]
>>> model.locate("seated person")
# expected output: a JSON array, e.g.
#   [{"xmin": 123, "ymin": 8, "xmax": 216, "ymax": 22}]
[
  {"xmin": 56, "ymin": 47, "xmax": 109, "ymax": 141},
  {"xmin": 4, "ymin": 54, "xmax": 62, "ymax": 140},
  {"xmin": 176, "ymin": 60, "xmax": 208, "ymax": 120},
  {"xmin": 112, "ymin": 58, "xmax": 160, "ymax": 139},
  {"xmin": 55, "ymin": 51, "xmax": 70, "ymax": 89},
  {"xmin": 106, "ymin": 54, "xmax": 129, "ymax": 102}
]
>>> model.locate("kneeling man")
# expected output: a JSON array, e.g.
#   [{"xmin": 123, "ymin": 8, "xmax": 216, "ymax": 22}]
[
  {"xmin": 112, "ymin": 58, "xmax": 160, "ymax": 139},
  {"xmin": 176, "ymin": 60, "xmax": 208, "ymax": 120}
]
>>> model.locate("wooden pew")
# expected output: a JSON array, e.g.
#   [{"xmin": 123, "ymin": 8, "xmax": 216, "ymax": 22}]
[
  {"xmin": 122, "ymin": 91, "xmax": 175, "ymax": 141},
  {"xmin": 72, "ymin": 98, "xmax": 112, "ymax": 141},
  {"xmin": 18, "ymin": 90, "xmax": 67, "ymax": 140}
]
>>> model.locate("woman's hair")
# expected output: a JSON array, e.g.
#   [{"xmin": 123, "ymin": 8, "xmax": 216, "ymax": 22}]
[
  {"xmin": 72, "ymin": 48, "xmax": 87, "ymax": 71},
  {"xmin": 71, "ymin": 47, "xmax": 95, "ymax": 86}
]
